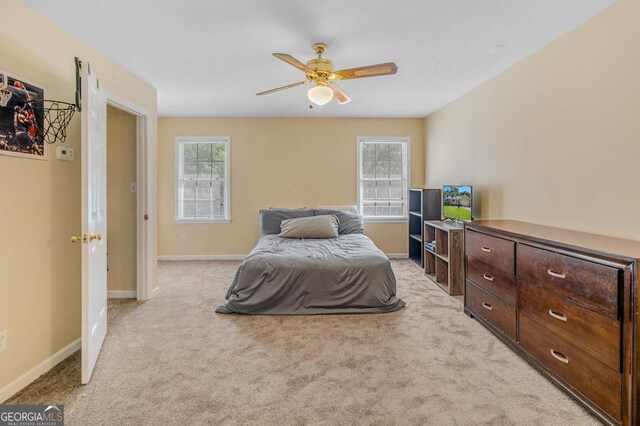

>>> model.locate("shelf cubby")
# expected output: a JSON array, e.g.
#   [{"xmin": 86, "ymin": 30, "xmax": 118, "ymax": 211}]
[
  {"xmin": 425, "ymin": 250, "xmax": 436, "ymax": 278},
  {"xmin": 435, "ymin": 228, "xmax": 449, "ymax": 257},
  {"xmin": 435, "ymin": 256, "xmax": 449, "ymax": 290},
  {"xmin": 408, "ymin": 188, "xmax": 442, "ymax": 268},
  {"xmin": 423, "ymin": 220, "xmax": 465, "ymax": 296}
]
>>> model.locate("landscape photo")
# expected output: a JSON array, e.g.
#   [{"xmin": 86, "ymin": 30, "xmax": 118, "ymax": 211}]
[
  {"xmin": 0, "ymin": 69, "xmax": 46, "ymax": 159},
  {"xmin": 443, "ymin": 185, "xmax": 473, "ymax": 220}
]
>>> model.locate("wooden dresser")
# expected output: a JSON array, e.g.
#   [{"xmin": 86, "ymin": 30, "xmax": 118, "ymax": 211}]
[{"xmin": 464, "ymin": 220, "xmax": 640, "ymax": 425}]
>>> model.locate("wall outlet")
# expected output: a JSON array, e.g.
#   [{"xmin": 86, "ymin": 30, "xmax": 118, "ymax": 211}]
[
  {"xmin": 180, "ymin": 235, "xmax": 187, "ymax": 244},
  {"xmin": 0, "ymin": 330, "xmax": 7, "ymax": 353}
]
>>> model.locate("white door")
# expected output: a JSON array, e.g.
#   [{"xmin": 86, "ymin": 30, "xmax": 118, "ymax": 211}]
[{"xmin": 80, "ymin": 60, "xmax": 108, "ymax": 384}]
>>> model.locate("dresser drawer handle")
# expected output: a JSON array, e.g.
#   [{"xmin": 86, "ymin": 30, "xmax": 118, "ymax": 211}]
[
  {"xmin": 547, "ymin": 269, "xmax": 566, "ymax": 279},
  {"xmin": 550, "ymin": 349, "xmax": 569, "ymax": 364},
  {"xmin": 482, "ymin": 302, "xmax": 493, "ymax": 311},
  {"xmin": 482, "ymin": 274, "xmax": 494, "ymax": 282},
  {"xmin": 548, "ymin": 310, "xmax": 568, "ymax": 322},
  {"xmin": 481, "ymin": 246, "xmax": 492, "ymax": 253}
]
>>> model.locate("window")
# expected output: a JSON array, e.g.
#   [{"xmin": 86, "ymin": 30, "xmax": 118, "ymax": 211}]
[
  {"xmin": 357, "ymin": 137, "xmax": 409, "ymax": 220},
  {"xmin": 175, "ymin": 137, "xmax": 230, "ymax": 222}
]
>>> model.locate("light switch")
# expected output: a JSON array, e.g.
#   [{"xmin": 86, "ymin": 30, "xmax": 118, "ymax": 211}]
[
  {"xmin": 130, "ymin": 182, "xmax": 137, "ymax": 193},
  {"xmin": 55, "ymin": 146, "xmax": 74, "ymax": 161}
]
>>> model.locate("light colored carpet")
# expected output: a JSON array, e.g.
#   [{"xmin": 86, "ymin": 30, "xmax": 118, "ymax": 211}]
[{"xmin": 7, "ymin": 260, "xmax": 598, "ymax": 425}]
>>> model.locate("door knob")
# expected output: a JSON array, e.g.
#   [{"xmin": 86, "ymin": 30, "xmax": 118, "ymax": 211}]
[
  {"xmin": 89, "ymin": 233, "xmax": 103, "ymax": 242},
  {"xmin": 71, "ymin": 235, "xmax": 86, "ymax": 243}
]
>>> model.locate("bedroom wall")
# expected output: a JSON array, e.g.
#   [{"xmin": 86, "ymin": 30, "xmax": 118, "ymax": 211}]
[
  {"xmin": 424, "ymin": 0, "xmax": 640, "ymax": 241},
  {"xmin": 107, "ymin": 106, "xmax": 137, "ymax": 293},
  {"xmin": 158, "ymin": 118, "xmax": 425, "ymax": 256},
  {"xmin": 0, "ymin": 1, "xmax": 157, "ymax": 399}
]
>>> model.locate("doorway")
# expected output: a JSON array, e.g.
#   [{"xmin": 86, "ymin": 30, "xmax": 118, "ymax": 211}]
[
  {"xmin": 105, "ymin": 91, "xmax": 154, "ymax": 302},
  {"xmin": 106, "ymin": 106, "xmax": 137, "ymax": 298}
]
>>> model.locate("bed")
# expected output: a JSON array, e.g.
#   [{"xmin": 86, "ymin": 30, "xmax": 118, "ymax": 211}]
[{"xmin": 215, "ymin": 209, "xmax": 405, "ymax": 315}]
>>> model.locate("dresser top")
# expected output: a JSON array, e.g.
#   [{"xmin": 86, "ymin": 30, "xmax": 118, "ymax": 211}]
[{"xmin": 468, "ymin": 220, "xmax": 640, "ymax": 261}]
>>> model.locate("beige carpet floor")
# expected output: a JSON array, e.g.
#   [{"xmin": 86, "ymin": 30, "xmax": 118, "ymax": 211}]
[{"xmin": 7, "ymin": 260, "xmax": 598, "ymax": 425}]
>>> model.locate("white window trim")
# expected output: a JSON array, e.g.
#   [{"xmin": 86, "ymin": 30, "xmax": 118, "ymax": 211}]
[
  {"xmin": 175, "ymin": 136, "xmax": 231, "ymax": 223},
  {"xmin": 356, "ymin": 136, "xmax": 411, "ymax": 223}
]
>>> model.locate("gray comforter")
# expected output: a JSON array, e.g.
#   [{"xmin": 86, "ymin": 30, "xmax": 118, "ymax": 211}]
[{"xmin": 215, "ymin": 234, "xmax": 405, "ymax": 315}]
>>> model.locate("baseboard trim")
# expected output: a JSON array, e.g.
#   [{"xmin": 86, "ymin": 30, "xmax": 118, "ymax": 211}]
[
  {"xmin": 0, "ymin": 338, "xmax": 80, "ymax": 403},
  {"xmin": 386, "ymin": 253, "xmax": 409, "ymax": 259},
  {"xmin": 158, "ymin": 255, "xmax": 246, "ymax": 261},
  {"xmin": 107, "ymin": 290, "xmax": 137, "ymax": 299}
]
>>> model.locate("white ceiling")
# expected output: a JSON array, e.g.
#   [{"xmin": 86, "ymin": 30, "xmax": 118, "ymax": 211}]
[{"xmin": 24, "ymin": 0, "xmax": 615, "ymax": 118}]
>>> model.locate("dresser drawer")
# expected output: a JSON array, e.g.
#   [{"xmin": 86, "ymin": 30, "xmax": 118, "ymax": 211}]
[
  {"xmin": 467, "ymin": 258, "xmax": 516, "ymax": 305},
  {"xmin": 466, "ymin": 281, "xmax": 516, "ymax": 340},
  {"xmin": 466, "ymin": 230, "xmax": 515, "ymax": 275},
  {"xmin": 518, "ymin": 280, "xmax": 620, "ymax": 371},
  {"xmin": 516, "ymin": 244, "xmax": 620, "ymax": 318},
  {"xmin": 519, "ymin": 313, "xmax": 621, "ymax": 421}
]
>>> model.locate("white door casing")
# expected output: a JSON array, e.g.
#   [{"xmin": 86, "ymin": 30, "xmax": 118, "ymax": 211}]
[
  {"xmin": 103, "ymin": 91, "xmax": 154, "ymax": 302},
  {"xmin": 80, "ymin": 60, "xmax": 108, "ymax": 384}
]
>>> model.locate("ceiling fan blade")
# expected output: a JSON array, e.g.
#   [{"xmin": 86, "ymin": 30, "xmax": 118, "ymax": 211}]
[
  {"xmin": 334, "ymin": 62, "xmax": 398, "ymax": 80},
  {"xmin": 273, "ymin": 53, "xmax": 317, "ymax": 75},
  {"xmin": 256, "ymin": 81, "xmax": 308, "ymax": 96},
  {"xmin": 329, "ymin": 83, "xmax": 351, "ymax": 105}
]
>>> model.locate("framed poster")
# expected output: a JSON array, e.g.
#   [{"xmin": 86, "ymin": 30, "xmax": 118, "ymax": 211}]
[{"xmin": 0, "ymin": 69, "xmax": 47, "ymax": 160}]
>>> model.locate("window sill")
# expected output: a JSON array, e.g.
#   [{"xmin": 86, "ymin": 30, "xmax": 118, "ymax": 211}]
[
  {"xmin": 175, "ymin": 219, "xmax": 231, "ymax": 224},
  {"xmin": 363, "ymin": 217, "xmax": 408, "ymax": 224}
]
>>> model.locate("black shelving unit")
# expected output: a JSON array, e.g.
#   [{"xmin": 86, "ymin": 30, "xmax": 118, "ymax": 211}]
[{"xmin": 408, "ymin": 188, "xmax": 442, "ymax": 267}]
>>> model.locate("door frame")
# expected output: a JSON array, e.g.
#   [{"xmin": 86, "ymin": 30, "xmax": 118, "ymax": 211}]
[{"xmin": 104, "ymin": 91, "xmax": 155, "ymax": 301}]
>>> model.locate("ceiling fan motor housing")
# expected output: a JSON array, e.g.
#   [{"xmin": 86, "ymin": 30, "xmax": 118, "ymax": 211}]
[{"xmin": 305, "ymin": 57, "xmax": 336, "ymax": 82}]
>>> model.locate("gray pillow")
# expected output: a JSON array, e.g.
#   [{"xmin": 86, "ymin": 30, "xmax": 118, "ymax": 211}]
[
  {"xmin": 313, "ymin": 209, "xmax": 365, "ymax": 235},
  {"xmin": 279, "ymin": 215, "xmax": 339, "ymax": 239},
  {"xmin": 260, "ymin": 209, "xmax": 313, "ymax": 235},
  {"xmin": 269, "ymin": 207, "xmax": 307, "ymax": 210},
  {"xmin": 314, "ymin": 205, "xmax": 357, "ymax": 214}
]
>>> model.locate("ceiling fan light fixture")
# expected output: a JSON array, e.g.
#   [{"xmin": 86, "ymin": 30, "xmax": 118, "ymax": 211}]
[{"xmin": 307, "ymin": 84, "xmax": 334, "ymax": 106}]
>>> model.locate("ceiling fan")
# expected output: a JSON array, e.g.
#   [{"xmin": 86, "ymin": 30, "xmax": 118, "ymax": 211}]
[{"xmin": 256, "ymin": 43, "xmax": 398, "ymax": 106}]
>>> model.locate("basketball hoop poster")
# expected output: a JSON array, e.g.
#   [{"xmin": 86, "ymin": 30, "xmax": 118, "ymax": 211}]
[{"xmin": 0, "ymin": 68, "xmax": 47, "ymax": 160}]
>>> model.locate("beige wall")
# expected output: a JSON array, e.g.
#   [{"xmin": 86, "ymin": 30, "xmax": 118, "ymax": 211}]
[
  {"xmin": 425, "ymin": 0, "xmax": 640, "ymax": 241},
  {"xmin": 0, "ymin": 1, "xmax": 157, "ymax": 395},
  {"xmin": 158, "ymin": 118, "xmax": 425, "ymax": 255},
  {"xmin": 107, "ymin": 106, "xmax": 137, "ymax": 292}
]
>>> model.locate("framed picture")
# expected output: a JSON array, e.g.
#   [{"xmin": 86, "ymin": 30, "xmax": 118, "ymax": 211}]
[{"xmin": 0, "ymin": 69, "xmax": 47, "ymax": 160}]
